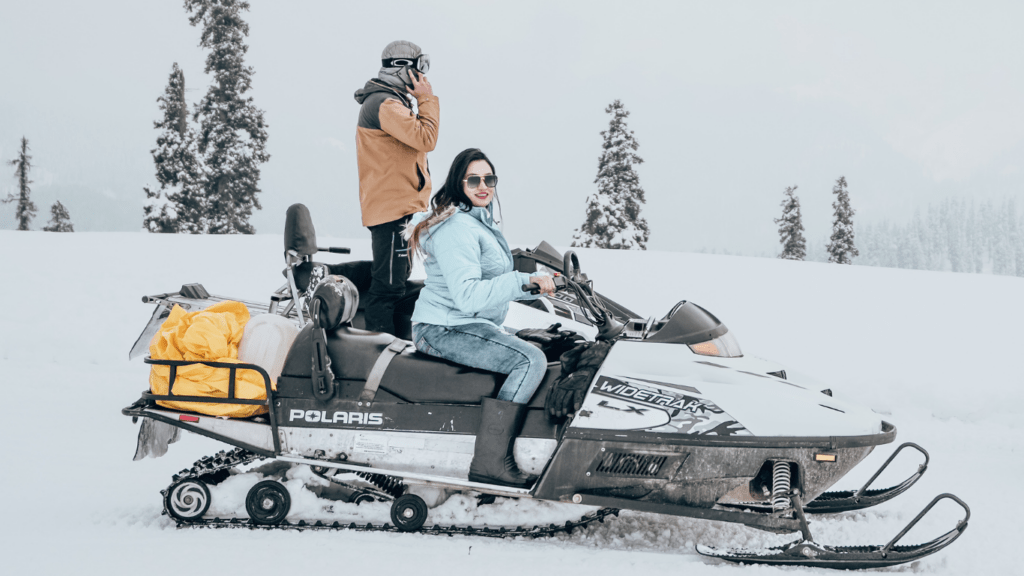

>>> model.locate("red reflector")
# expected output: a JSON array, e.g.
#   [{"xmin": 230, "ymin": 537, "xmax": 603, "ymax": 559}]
[{"xmin": 179, "ymin": 415, "xmax": 200, "ymax": 423}]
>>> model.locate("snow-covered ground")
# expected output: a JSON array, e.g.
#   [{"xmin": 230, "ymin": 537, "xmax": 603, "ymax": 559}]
[{"xmin": 1, "ymin": 230, "xmax": 1020, "ymax": 575}]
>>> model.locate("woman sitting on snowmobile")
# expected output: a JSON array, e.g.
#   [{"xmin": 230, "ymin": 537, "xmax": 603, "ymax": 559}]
[{"xmin": 404, "ymin": 148, "xmax": 555, "ymax": 488}]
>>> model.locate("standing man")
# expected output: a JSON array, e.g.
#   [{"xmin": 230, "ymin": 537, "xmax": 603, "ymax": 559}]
[{"xmin": 354, "ymin": 40, "xmax": 440, "ymax": 335}]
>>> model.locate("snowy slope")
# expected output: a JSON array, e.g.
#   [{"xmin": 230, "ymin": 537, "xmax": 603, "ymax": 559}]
[{"xmin": 0, "ymin": 230, "xmax": 1020, "ymax": 575}]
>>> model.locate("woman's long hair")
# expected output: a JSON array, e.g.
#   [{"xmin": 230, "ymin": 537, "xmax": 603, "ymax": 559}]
[{"xmin": 407, "ymin": 148, "xmax": 497, "ymax": 256}]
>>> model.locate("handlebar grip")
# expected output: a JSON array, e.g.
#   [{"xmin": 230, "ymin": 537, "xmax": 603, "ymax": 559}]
[
  {"xmin": 319, "ymin": 247, "xmax": 352, "ymax": 254},
  {"xmin": 523, "ymin": 276, "xmax": 568, "ymax": 295}
]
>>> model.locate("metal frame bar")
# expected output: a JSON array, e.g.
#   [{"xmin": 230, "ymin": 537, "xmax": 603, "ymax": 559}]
[
  {"xmin": 576, "ymin": 494, "xmax": 803, "ymax": 532},
  {"xmin": 123, "ymin": 406, "xmax": 276, "ymax": 457},
  {"xmin": 275, "ymin": 455, "xmax": 533, "ymax": 498},
  {"xmin": 143, "ymin": 357, "xmax": 281, "ymax": 453}
]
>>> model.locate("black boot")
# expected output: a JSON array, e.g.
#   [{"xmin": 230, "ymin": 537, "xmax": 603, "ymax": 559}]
[{"xmin": 468, "ymin": 398, "xmax": 537, "ymax": 488}]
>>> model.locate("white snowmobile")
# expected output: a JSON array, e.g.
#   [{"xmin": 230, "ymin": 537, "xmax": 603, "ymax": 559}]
[{"xmin": 123, "ymin": 204, "xmax": 968, "ymax": 569}]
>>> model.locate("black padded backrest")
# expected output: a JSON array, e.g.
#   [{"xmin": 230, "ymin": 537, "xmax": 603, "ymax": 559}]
[{"xmin": 284, "ymin": 203, "xmax": 317, "ymax": 258}]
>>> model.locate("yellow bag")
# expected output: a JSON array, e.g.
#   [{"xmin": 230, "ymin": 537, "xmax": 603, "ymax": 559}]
[{"xmin": 149, "ymin": 301, "xmax": 275, "ymax": 418}]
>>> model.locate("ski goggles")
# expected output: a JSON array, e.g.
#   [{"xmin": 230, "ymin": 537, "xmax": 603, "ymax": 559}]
[
  {"xmin": 382, "ymin": 54, "xmax": 430, "ymax": 74},
  {"xmin": 464, "ymin": 175, "xmax": 498, "ymax": 189}
]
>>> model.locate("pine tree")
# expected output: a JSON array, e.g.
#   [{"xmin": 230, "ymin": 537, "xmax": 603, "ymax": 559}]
[
  {"xmin": 143, "ymin": 63, "xmax": 204, "ymax": 233},
  {"xmin": 826, "ymin": 176, "xmax": 858, "ymax": 264},
  {"xmin": 3, "ymin": 137, "xmax": 37, "ymax": 231},
  {"xmin": 992, "ymin": 198, "xmax": 1013, "ymax": 275},
  {"xmin": 43, "ymin": 200, "xmax": 74, "ymax": 232},
  {"xmin": 1007, "ymin": 197, "xmax": 1024, "ymax": 277},
  {"xmin": 572, "ymin": 100, "xmax": 650, "ymax": 250},
  {"xmin": 774, "ymin": 185, "xmax": 806, "ymax": 260},
  {"xmin": 967, "ymin": 200, "xmax": 984, "ymax": 273},
  {"xmin": 185, "ymin": 0, "xmax": 269, "ymax": 234}
]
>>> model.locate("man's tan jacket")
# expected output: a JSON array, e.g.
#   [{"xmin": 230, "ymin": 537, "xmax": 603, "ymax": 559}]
[{"xmin": 354, "ymin": 80, "xmax": 440, "ymax": 227}]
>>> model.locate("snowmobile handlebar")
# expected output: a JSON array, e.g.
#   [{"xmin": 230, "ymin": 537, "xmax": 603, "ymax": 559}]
[
  {"xmin": 318, "ymin": 246, "xmax": 351, "ymax": 254},
  {"xmin": 521, "ymin": 251, "xmax": 624, "ymax": 341},
  {"xmin": 521, "ymin": 275, "xmax": 568, "ymax": 295}
]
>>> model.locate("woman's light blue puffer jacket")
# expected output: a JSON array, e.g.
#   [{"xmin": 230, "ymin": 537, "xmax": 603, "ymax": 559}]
[{"xmin": 410, "ymin": 205, "xmax": 538, "ymax": 328}]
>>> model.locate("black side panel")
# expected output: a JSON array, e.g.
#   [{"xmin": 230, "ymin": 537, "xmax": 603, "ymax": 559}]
[
  {"xmin": 532, "ymin": 438, "xmax": 691, "ymax": 502},
  {"xmin": 276, "ymin": 400, "xmax": 557, "ymax": 439}
]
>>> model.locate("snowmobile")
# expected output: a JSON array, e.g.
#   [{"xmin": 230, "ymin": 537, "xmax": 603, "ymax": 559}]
[{"xmin": 122, "ymin": 204, "xmax": 969, "ymax": 569}]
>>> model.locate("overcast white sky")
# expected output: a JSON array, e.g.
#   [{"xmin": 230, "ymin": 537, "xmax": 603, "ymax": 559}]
[{"xmin": 2, "ymin": 0, "xmax": 1022, "ymax": 253}]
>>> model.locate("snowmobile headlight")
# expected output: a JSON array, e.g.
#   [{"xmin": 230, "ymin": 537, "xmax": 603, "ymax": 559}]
[{"xmin": 688, "ymin": 331, "xmax": 743, "ymax": 358}]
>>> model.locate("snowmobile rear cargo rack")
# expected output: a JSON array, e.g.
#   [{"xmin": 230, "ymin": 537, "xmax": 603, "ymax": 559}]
[{"xmin": 138, "ymin": 357, "xmax": 280, "ymax": 454}]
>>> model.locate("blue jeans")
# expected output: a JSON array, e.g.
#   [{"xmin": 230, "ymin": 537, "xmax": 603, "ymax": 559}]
[{"xmin": 412, "ymin": 322, "xmax": 547, "ymax": 404}]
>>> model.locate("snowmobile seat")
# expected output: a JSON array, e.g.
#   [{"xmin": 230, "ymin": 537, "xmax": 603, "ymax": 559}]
[
  {"xmin": 277, "ymin": 323, "xmax": 560, "ymax": 405},
  {"xmin": 382, "ymin": 355, "xmax": 561, "ymax": 407}
]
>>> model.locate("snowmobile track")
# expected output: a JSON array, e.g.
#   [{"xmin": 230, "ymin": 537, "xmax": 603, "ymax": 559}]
[{"xmin": 162, "ymin": 448, "xmax": 621, "ymax": 538}]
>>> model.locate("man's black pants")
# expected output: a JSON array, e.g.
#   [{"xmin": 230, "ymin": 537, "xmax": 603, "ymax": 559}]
[{"xmin": 365, "ymin": 215, "xmax": 412, "ymax": 335}]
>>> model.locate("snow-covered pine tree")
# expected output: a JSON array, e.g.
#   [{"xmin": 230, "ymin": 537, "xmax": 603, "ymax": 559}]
[
  {"xmin": 185, "ymin": 0, "xmax": 269, "ymax": 234},
  {"xmin": 945, "ymin": 198, "xmax": 967, "ymax": 273},
  {"xmin": 3, "ymin": 137, "xmax": 37, "ymax": 231},
  {"xmin": 1007, "ymin": 197, "xmax": 1023, "ymax": 277},
  {"xmin": 572, "ymin": 100, "xmax": 650, "ymax": 250},
  {"xmin": 826, "ymin": 176, "xmax": 858, "ymax": 264},
  {"xmin": 143, "ymin": 63, "xmax": 204, "ymax": 233},
  {"xmin": 967, "ymin": 200, "xmax": 984, "ymax": 273},
  {"xmin": 43, "ymin": 200, "xmax": 74, "ymax": 232},
  {"xmin": 991, "ymin": 198, "xmax": 1013, "ymax": 275},
  {"xmin": 773, "ymin": 185, "xmax": 806, "ymax": 260}
]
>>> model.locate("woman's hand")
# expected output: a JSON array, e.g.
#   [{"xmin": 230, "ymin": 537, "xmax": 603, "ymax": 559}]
[{"xmin": 529, "ymin": 275, "xmax": 556, "ymax": 295}]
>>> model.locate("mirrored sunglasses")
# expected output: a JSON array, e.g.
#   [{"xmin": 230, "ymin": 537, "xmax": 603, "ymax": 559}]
[{"xmin": 464, "ymin": 175, "xmax": 498, "ymax": 189}]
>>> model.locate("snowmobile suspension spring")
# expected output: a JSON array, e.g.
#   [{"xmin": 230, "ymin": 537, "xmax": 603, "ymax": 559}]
[
  {"xmin": 771, "ymin": 461, "xmax": 792, "ymax": 511},
  {"xmin": 356, "ymin": 472, "xmax": 405, "ymax": 498}
]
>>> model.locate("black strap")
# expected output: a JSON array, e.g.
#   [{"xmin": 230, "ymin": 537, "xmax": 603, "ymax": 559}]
[
  {"xmin": 360, "ymin": 339, "xmax": 413, "ymax": 403},
  {"xmin": 310, "ymin": 300, "xmax": 335, "ymax": 401},
  {"xmin": 382, "ymin": 57, "xmax": 418, "ymax": 68}
]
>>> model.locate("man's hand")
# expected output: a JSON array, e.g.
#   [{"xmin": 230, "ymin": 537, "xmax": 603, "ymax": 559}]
[{"xmin": 409, "ymin": 71, "xmax": 433, "ymax": 99}]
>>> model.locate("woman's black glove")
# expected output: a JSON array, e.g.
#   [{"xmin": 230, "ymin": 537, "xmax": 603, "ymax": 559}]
[
  {"xmin": 517, "ymin": 323, "xmax": 581, "ymax": 361},
  {"xmin": 516, "ymin": 323, "xmax": 572, "ymax": 346},
  {"xmin": 545, "ymin": 341, "xmax": 611, "ymax": 418}
]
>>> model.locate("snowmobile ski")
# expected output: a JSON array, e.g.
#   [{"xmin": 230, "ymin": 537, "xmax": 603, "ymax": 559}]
[
  {"xmin": 696, "ymin": 493, "xmax": 969, "ymax": 569},
  {"xmin": 803, "ymin": 442, "xmax": 929, "ymax": 514}
]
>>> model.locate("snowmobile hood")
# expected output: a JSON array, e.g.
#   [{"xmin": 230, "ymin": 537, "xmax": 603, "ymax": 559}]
[
  {"xmin": 572, "ymin": 341, "xmax": 884, "ymax": 439},
  {"xmin": 353, "ymin": 79, "xmax": 410, "ymax": 107}
]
